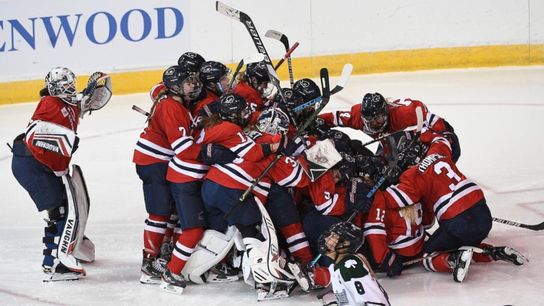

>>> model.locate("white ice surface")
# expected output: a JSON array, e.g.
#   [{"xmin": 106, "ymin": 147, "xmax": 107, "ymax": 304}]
[{"xmin": 1, "ymin": 66, "xmax": 543, "ymax": 306}]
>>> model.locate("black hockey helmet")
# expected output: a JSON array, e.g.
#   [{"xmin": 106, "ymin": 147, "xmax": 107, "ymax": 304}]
[
  {"xmin": 293, "ymin": 78, "xmax": 321, "ymax": 102},
  {"xmin": 177, "ymin": 52, "xmax": 206, "ymax": 73},
  {"xmin": 246, "ymin": 61, "xmax": 270, "ymax": 85},
  {"xmin": 397, "ymin": 137, "xmax": 428, "ymax": 171},
  {"xmin": 199, "ymin": 61, "xmax": 231, "ymax": 95},
  {"xmin": 361, "ymin": 92, "xmax": 388, "ymax": 133},
  {"xmin": 163, "ymin": 65, "xmax": 202, "ymax": 101},
  {"xmin": 318, "ymin": 222, "xmax": 364, "ymax": 257},
  {"xmin": 218, "ymin": 93, "xmax": 251, "ymax": 127}
]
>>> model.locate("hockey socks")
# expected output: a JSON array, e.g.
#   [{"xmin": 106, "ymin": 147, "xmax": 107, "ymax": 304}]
[
  {"xmin": 280, "ymin": 223, "xmax": 313, "ymax": 264},
  {"xmin": 167, "ymin": 227, "xmax": 204, "ymax": 274},
  {"xmin": 143, "ymin": 214, "xmax": 169, "ymax": 257}
]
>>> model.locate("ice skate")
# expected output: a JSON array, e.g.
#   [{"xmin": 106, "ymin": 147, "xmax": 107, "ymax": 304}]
[
  {"xmin": 140, "ymin": 251, "xmax": 167, "ymax": 285},
  {"xmin": 160, "ymin": 269, "xmax": 186, "ymax": 295},
  {"xmin": 485, "ymin": 246, "xmax": 528, "ymax": 266},
  {"xmin": 452, "ymin": 247, "xmax": 473, "ymax": 283},
  {"xmin": 43, "ymin": 261, "xmax": 85, "ymax": 282},
  {"xmin": 207, "ymin": 261, "xmax": 240, "ymax": 283}
]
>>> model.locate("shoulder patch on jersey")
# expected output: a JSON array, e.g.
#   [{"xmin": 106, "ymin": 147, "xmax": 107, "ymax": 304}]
[
  {"xmin": 418, "ymin": 153, "xmax": 445, "ymax": 173},
  {"xmin": 336, "ymin": 254, "xmax": 369, "ymax": 281}
]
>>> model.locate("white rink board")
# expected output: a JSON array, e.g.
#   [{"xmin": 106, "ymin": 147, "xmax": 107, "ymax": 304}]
[
  {"xmin": 0, "ymin": 66, "xmax": 543, "ymax": 305},
  {"xmin": 1, "ymin": 0, "xmax": 544, "ymax": 82}
]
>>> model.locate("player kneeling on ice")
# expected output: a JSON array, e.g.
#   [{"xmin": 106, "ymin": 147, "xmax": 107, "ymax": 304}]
[
  {"xmin": 314, "ymin": 222, "xmax": 391, "ymax": 306},
  {"xmin": 10, "ymin": 67, "xmax": 112, "ymax": 281},
  {"xmin": 375, "ymin": 133, "xmax": 527, "ymax": 282}
]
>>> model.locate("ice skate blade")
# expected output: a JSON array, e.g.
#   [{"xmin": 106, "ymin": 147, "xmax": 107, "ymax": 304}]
[
  {"xmin": 140, "ymin": 273, "xmax": 161, "ymax": 285},
  {"xmin": 160, "ymin": 281, "xmax": 185, "ymax": 295}
]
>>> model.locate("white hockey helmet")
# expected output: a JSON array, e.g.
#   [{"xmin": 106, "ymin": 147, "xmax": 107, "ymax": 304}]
[{"xmin": 45, "ymin": 67, "xmax": 77, "ymax": 105}]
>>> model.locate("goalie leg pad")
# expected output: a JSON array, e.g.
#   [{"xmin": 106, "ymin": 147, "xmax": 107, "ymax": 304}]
[
  {"xmin": 181, "ymin": 226, "xmax": 239, "ymax": 284},
  {"xmin": 57, "ymin": 174, "xmax": 85, "ymax": 274},
  {"xmin": 70, "ymin": 165, "xmax": 94, "ymax": 262}
]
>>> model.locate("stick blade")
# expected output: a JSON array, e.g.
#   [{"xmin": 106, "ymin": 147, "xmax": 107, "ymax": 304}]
[
  {"xmin": 265, "ymin": 29, "xmax": 283, "ymax": 40},
  {"xmin": 330, "ymin": 63, "xmax": 353, "ymax": 95},
  {"xmin": 320, "ymin": 68, "xmax": 330, "ymax": 97},
  {"xmin": 216, "ymin": 1, "xmax": 240, "ymax": 20},
  {"xmin": 243, "ymin": 53, "xmax": 265, "ymax": 65}
]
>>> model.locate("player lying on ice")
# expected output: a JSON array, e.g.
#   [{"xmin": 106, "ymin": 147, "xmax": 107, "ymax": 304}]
[{"xmin": 11, "ymin": 67, "xmax": 111, "ymax": 281}]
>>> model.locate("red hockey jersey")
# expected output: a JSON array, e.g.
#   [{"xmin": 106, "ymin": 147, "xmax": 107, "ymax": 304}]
[
  {"xmin": 24, "ymin": 96, "xmax": 80, "ymax": 176},
  {"xmin": 305, "ymin": 172, "xmax": 347, "ymax": 217},
  {"xmin": 233, "ymin": 81, "xmax": 266, "ymax": 111},
  {"xmin": 203, "ymin": 130, "xmax": 309, "ymax": 202},
  {"xmin": 364, "ymin": 192, "xmax": 425, "ymax": 265},
  {"xmin": 381, "ymin": 137, "xmax": 484, "ymax": 222},
  {"xmin": 319, "ymin": 98, "xmax": 448, "ymax": 138},
  {"xmin": 133, "ymin": 96, "xmax": 206, "ymax": 183}
]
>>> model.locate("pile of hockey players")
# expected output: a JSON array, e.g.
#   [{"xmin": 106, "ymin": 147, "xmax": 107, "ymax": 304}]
[
  {"xmin": 131, "ymin": 47, "xmax": 528, "ymax": 303},
  {"xmin": 128, "ymin": 2, "xmax": 528, "ymax": 304}
]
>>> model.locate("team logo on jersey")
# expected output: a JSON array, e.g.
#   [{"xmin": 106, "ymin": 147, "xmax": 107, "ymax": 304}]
[{"xmin": 344, "ymin": 259, "xmax": 358, "ymax": 269}]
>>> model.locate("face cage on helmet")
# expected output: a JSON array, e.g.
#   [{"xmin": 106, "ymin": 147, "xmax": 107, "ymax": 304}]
[
  {"xmin": 47, "ymin": 79, "xmax": 77, "ymax": 105},
  {"xmin": 362, "ymin": 113, "xmax": 388, "ymax": 134},
  {"xmin": 256, "ymin": 110, "xmax": 289, "ymax": 135}
]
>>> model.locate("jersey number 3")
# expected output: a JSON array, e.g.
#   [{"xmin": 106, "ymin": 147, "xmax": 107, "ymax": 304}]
[{"xmin": 434, "ymin": 161, "xmax": 461, "ymax": 191}]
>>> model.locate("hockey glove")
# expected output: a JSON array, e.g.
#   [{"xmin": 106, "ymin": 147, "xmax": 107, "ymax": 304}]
[
  {"xmin": 346, "ymin": 178, "xmax": 374, "ymax": 214},
  {"xmin": 279, "ymin": 135, "xmax": 306, "ymax": 157},
  {"xmin": 378, "ymin": 165, "xmax": 402, "ymax": 190},
  {"xmin": 199, "ymin": 143, "xmax": 237, "ymax": 165},
  {"xmin": 312, "ymin": 117, "xmax": 331, "ymax": 138},
  {"xmin": 379, "ymin": 250, "xmax": 403, "ymax": 277}
]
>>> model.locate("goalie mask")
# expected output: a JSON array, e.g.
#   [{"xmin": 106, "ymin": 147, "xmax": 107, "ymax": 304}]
[
  {"xmin": 163, "ymin": 65, "xmax": 203, "ymax": 102},
  {"xmin": 45, "ymin": 67, "xmax": 77, "ymax": 105},
  {"xmin": 318, "ymin": 222, "xmax": 364, "ymax": 259},
  {"xmin": 361, "ymin": 92, "xmax": 388, "ymax": 134},
  {"xmin": 79, "ymin": 72, "xmax": 112, "ymax": 118},
  {"xmin": 256, "ymin": 107, "xmax": 289, "ymax": 135}
]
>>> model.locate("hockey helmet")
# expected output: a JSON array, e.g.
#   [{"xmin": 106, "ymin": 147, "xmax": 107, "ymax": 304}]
[
  {"xmin": 45, "ymin": 67, "xmax": 77, "ymax": 105},
  {"xmin": 199, "ymin": 61, "xmax": 231, "ymax": 95},
  {"xmin": 318, "ymin": 222, "xmax": 364, "ymax": 257},
  {"xmin": 361, "ymin": 92, "xmax": 388, "ymax": 134},
  {"xmin": 177, "ymin": 52, "xmax": 206, "ymax": 73},
  {"xmin": 218, "ymin": 93, "xmax": 251, "ymax": 127},
  {"xmin": 163, "ymin": 65, "xmax": 202, "ymax": 101},
  {"xmin": 256, "ymin": 107, "xmax": 290, "ymax": 135}
]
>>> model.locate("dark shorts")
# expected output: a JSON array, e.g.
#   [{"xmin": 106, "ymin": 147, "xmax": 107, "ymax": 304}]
[
  {"xmin": 136, "ymin": 163, "xmax": 175, "ymax": 216},
  {"xmin": 201, "ymin": 179, "xmax": 261, "ymax": 232},
  {"xmin": 424, "ymin": 199, "xmax": 492, "ymax": 254},
  {"xmin": 11, "ymin": 142, "xmax": 65, "ymax": 211},
  {"xmin": 170, "ymin": 180, "xmax": 207, "ymax": 229}
]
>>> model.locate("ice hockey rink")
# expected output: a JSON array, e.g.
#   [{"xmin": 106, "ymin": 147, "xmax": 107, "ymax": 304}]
[{"xmin": 0, "ymin": 66, "xmax": 543, "ymax": 306}]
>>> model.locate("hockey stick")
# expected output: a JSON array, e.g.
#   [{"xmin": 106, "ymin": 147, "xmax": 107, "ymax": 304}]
[
  {"xmin": 273, "ymin": 42, "xmax": 299, "ymax": 72},
  {"xmin": 492, "ymin": 217, "xmax": 544, "ymax": 231},
  {"xmin": 265, "ymin": 29, "xmax": 297, "ymax": 87},
  {"xmin": 132, "ymin": 105, "xmax": 150, "ymax": 117},
  {"xmin": 216, "ymin": 1, "xmax": 290, "ymax": 112},
  {"xmin": 228, "ymin": 53, "xmax": 266, "ymax": 90},
  {"xmin": 236, "ymin": 68, "xmax": 331, "ymax": 204},
  {"xmin": 292, "ymin": 64, "xmax": 353, "ymax": 113}
]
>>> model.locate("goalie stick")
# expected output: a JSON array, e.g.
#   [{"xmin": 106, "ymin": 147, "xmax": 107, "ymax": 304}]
[
  {"xmin": 492, "ymin": 217, "xmax": 544, "ymax": 231},
  {"xmin": 265, "ymin": 29, "xmax": 298, "ymax": 87}
]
